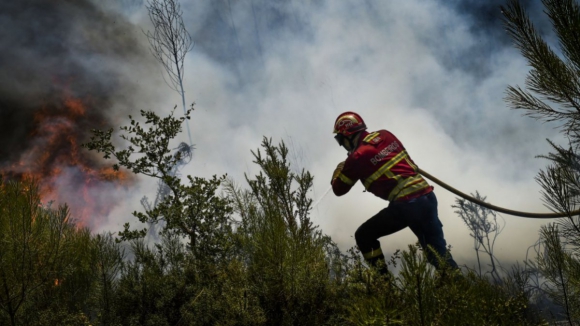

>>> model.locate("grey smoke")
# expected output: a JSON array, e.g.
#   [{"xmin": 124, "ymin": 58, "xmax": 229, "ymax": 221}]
[{"xmin": 1, "ymin": 0, "xmax": 569, "ymax": 268}]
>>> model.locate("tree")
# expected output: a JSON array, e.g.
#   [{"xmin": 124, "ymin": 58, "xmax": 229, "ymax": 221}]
[
  {"xmin": 145, "ymin": 0, "xmax": 194, "ymax": 145},
  {"xmin": 141, "ymin": 141, "xmax": 193, "ymax": 241},
  {"xmin": 113, "ymin": 234, "xmax": 191, "ymax": 326},
  {"xmin": 84, "ymin": 109, "xmax": 232, "ymax": 262},
  {"xmin": 502, "ymin": 0, "xmax": 580, "ymax": 323},
  {"xmin": 143, "ymin": 0, "xmax": 196, "ymax": 240},
  {"xmin": 225, "ymin": 138, "xmax": 339, "ymax": 325},
  {"xmin": 0, "ymin": 179, "xmax": 93, "ymax": 326},
  {"xmin": 453, "ymin": 191, "xmax": 505, "ymax": 282},
  {"xmin": 535, "ymin": 225, "xmax": 579, "ymax": 323},
  {"xmin": 81, "ymin": 107, "xmax": 554, "ymax": 324},
  {"xmin": 93, "ymin": 233, "xmax": 125, "ymax": 326},
  {"xmin": 86, "ymin": 110, "xmax": 270, "ymax": 325}
]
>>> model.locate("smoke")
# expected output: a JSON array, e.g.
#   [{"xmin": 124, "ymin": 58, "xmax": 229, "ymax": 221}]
[
  {"xmin": 0, "ymin": 0, "xmax": 162, "ymax": 228},
  {"xmin": 166, "ymin": 0, "xmax": 564, "ymax": 266},
  {"xmin": 0, "ymin": 0, "xmax": 568, "ymax": 267}
]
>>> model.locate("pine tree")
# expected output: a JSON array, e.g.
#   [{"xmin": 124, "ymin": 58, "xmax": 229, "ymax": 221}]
[
  {"xmin": 0, "ymin": 179, "xmax": 94, "ymax": 326},
  {"xmin": 502, "ymin": 0, "xmax": 580, "ymax": 322}
]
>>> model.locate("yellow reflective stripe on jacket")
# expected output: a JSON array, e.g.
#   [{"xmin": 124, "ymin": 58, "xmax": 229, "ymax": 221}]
[
  {"xmin": 388, "ymin": 157, "xmax": 429, "ymax": 200},
  {"xmin": 338, "ymin": 173, "xmax": 355, "ymax": 186},
  {"xmin": 387, "ymin": 174, "xmax": 429, "ymax": 201},
  {"xmin": 362, "ymin": 149, "xmax": 429, "ymax": 201},
  {"xmin": 404, "ymin": 157, "xmax": 418, "ymax": 171},
  {"xmin": 392, "ymin": 179, "xmax": 430, "ymax": 200},
  {"xmin": 387, "ymin": 174, "xmax": 422, "ymax": 201},
  {"xmin": 363, "ymin": 132, "xmax": 380, "ymax": 143},
  {"xmin": 362, "ymin": 150, "xmax": 408, "ymax": 189},
  {"xmin": 363, "ymin": 247, "xmax": 383, "ymax": 260}
]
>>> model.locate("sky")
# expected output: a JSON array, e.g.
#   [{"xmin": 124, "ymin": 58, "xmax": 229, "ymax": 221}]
[{"xmin": 0, "ymin": 0, "xmax": 568, "ymax": 271}]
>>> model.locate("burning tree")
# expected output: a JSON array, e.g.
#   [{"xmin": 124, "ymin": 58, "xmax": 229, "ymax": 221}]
[
  {"xmin": 0, "ymin": 95, "xmax": 132, "ymax": 228},
  {"xmin": 0, "ymin": 0, "xmax": 153, "ymax": 229},
  {"xmin": 0, "ymin": 179, "xmax": 94, "ymax": 326}
]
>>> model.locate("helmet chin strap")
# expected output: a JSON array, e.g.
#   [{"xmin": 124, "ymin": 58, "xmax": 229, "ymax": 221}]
[
  {"xmin": 347, "ymin": 138, "xmax": 355, "ymax": 154},
  {"xmin": 344, "ymin": 135, "xmax": 357, "ymax": 155}
]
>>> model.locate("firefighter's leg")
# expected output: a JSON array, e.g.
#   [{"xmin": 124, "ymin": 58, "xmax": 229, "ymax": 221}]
[
  {"xmin": 406, "ymin": 192, "xmax": 458, "ymax": 269},
  {"xmin": 355, "ymin": 205, "xmax": 407, "ymax": 274}
]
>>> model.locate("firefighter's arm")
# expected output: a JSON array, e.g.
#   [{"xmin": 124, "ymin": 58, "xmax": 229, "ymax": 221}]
[{"xmin": 331, "ymin": 161, "xmax": 356, "ymax": 196}]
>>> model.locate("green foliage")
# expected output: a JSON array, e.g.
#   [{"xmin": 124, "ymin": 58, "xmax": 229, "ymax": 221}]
[
  {"xmin": 83, "ymin": 109, "xmax": 266, "ymax": 325},
  {"xmin": 84, "ymin": 109, "xmax": 233, "ymax": 262},
  {"xmin": 13, "ymin": 1, "xmax": 580, "ymax": 323},
  {"xmin": 343, "ymin": 245, "xmax": 537, "ymax": 326},
  {"xmin": 0, "ymin": 179, "xmax": 95, "ymax": 326},
  {"xmin": 80, "ymin": 108, "xmax": 552, "ymax": 325},
  {"xmin": 535, "ymin": 225, "xmax": 580, "ymax": 321},
  {"xmin": 502, "ymin": 0, "xmax": 580, "ymax": 323},
  {"xmin": 114, "ymin": 235, "xmax": 192, "ymax": 326},
  {"xmin": 503, "ymin": 0, "xmax": 580, "ymax": 132},
  {"xmin": 0, "ymin": 98, "xmax": 552, "ymax": 325},
  {"xmin": 227, "ymin": 137, "xmax": 339, "ymax": 325},
  {"xmin": 336, "ymin": 248, "xmax": 402, "ymax": 325},
  {"xmin": 93, "ymin": 233, "xmax": 124, "ymax": 326},
  {"xmin": 111, "ymin": 233, "xmax": 265, "ymax": 326},
  {"xmin": 179, "ymin": 258, "xmax": 266, "ymax": 326}
]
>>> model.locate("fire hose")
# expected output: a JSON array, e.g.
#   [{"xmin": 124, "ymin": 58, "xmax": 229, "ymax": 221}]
[{"xmin": 418, "ymin": 167, "xmax": 579, "ymax": 219}]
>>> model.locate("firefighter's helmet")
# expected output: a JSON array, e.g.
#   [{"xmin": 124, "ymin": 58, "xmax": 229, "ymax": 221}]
[{"xmin": 333, "ymin": 112, "xmax": 367, "ymax": 136}]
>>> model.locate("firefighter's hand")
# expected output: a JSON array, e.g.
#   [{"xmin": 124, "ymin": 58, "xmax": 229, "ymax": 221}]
[{"xmin": 332, "ymin": 161, "xmax": 345, "ymax": 183}]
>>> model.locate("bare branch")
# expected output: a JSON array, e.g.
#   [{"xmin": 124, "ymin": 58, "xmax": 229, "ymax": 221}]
[{"xmin": 145, "ymin": 0, "xmax": 194, "ymax": 145}]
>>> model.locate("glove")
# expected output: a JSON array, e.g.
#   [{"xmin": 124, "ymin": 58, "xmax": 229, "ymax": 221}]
[{"xmin": 331, "ymin": 161, "xmax": 345, "ymax": 183}]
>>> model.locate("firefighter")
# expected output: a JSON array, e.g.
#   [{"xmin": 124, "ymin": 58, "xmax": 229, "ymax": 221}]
[{"xmin": 331, "ymin": 112, "xmax": 458, "ymax": 274}]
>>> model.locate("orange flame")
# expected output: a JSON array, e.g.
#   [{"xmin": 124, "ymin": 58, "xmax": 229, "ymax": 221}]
[{"xmin": 1, "ymin": 93, "xmax": 133, "ymax": 228}]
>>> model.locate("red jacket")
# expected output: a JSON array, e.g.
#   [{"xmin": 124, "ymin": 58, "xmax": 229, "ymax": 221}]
[{"xmin": 332, "ymin": 130, "xmax": 432, "ymax": 202}]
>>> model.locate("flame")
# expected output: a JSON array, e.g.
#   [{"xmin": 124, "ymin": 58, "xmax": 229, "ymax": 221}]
[
  {"xmin": 1, "ymin": 93, "xmax": 133, "ymax": 229},
  {"xmin": 64, "ymin": 98, "xmax": 85, "ymax": 116}
]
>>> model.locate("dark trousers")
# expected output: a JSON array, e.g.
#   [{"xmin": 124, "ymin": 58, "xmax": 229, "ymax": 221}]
[{"xmin": 355, "ymin": 191, "xmax": 458, "ymax": 270}]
